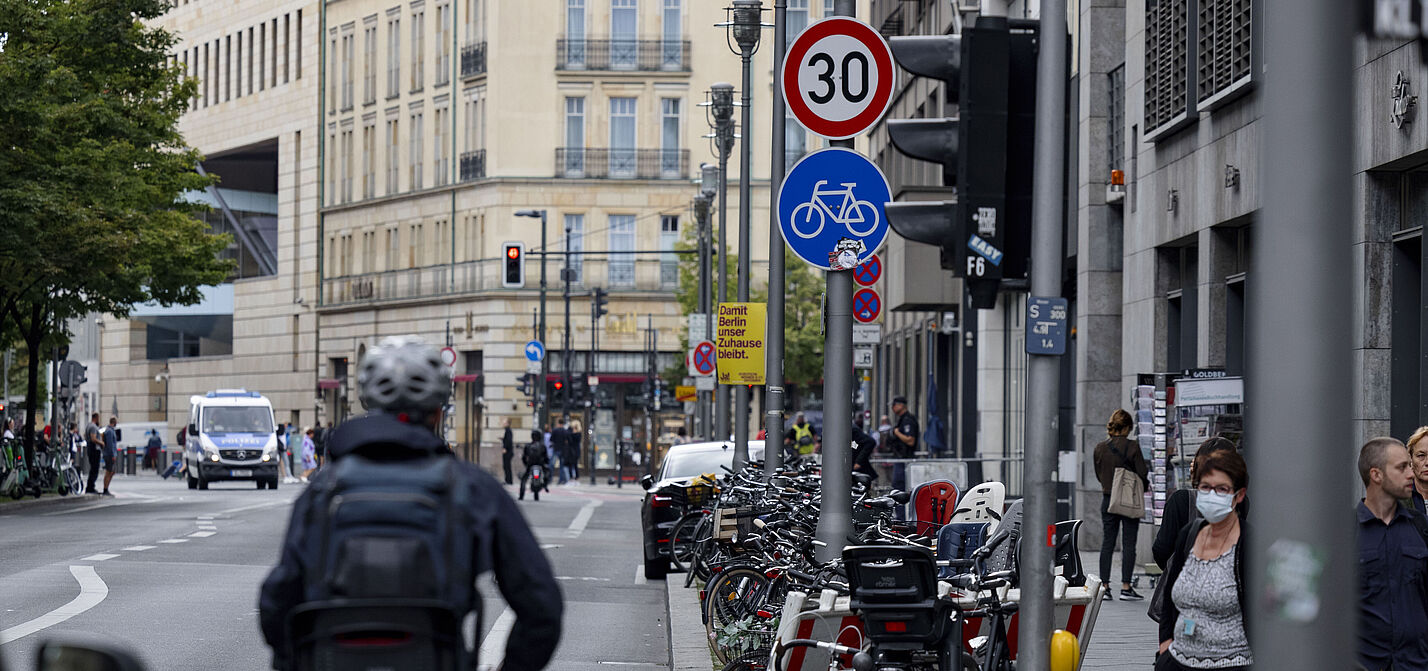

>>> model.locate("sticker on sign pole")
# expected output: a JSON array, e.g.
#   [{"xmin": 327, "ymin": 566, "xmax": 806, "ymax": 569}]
[
  {"xmin": 782, "ymin": 17, "xmax": 898, "ymax": 140},
  {"xmin": 852, "ymin": 288, "xmax": 882, "ymax": 323}
]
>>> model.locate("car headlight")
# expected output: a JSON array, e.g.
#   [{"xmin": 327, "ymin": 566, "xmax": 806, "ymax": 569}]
[{"xmin": 210, "ymin": 453, "xmax": 221, "ymax": 462}]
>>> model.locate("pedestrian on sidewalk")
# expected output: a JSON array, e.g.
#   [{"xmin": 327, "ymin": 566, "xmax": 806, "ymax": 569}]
[
  {"xmin": 2, "ymin": 418, "xmax": 13, "ymax": 440},
  {"xmin": 100, "ymin": 416, "xmax": 119, "ymax": 496},
  {"xmin": 300, "ymin": 427, "xmax": 317, "ymax": 481},
  {"xmin": 144, "ymin": 429, "xmax": 163, "ymax": 471},
  {"xmin": 84, "ymin": 413, "xmax": 102, "ymax": 493},
  {"xmin": 550, "ymin": 417, "xmax": 570, "ymax": 485},
  {"xmin": 568, "ymin": 417, "xmax": 583, "ymax": 481},
  {"xmin": 1093, "ymin": 408, "xmax": 1149, "ymax": 601},
  {"xmin": 1153, "ymin": 436, "xmax": 1240, "ymax": 570},
  {"xmin": 1407, "ymin": 426, "xmax": 1428, "ymax": 516},
  {"xmin": 501, "ymin": 417, "xmax": 515, "ymax": 485},
  {"xmin": 1356, "ymin": 436, "xmax": 1428, "ymax": 671},
  {"xmin": 1155, "ymin": 449, "xmax": 1250, "ymax": 671},
  {"xmin": 851, "ymin": 415, "xmax": 878, "ymax": 482}
]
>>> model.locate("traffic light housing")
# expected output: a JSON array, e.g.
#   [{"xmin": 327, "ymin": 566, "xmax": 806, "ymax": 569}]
[
  {"xmin": 517, "ymin": 372, "xmax": 535, "ymax": 396},
  {"xmin": 592, "ymin": 287, "xmax": 609, "ymax": 319},
  {"xmin": 502, "ymin": 242, "xmax": 525, "ymax": 288},
  {"xmin": 883, "ymin": 16, "xmax": 1039, "ymax": 309}
]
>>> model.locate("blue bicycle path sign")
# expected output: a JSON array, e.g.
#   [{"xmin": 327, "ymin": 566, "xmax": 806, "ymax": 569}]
[
  {"xmin": 524, "ymin": 340, "xmax": 545, "ymax": 362},
  {"xmin": 778, "ymin": 147, "xmax": 891, "ymax": 271}
]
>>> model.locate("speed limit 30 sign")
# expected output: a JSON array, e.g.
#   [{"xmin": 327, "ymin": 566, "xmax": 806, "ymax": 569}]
[{"xmin": 782, "ymin": 17, "xmax": 897, "ymax": 140}]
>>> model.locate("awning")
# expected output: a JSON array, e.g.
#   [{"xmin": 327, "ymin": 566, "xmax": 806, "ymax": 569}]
[
  {"xmin": 453, "ymin": 374, "xmax": 482, "ymax": 383},
  {"xmin": 317, "ymin": 379, "xmax": 344, "ymax": 390}
]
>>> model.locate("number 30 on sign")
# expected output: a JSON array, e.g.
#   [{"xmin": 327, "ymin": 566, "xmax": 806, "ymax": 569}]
[{"xmin": 782, "ymin": 17, "xmax": 898, "ymax": 140}]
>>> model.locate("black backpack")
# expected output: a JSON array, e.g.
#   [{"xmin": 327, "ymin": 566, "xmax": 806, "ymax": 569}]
[
  {"xmin": 303, "ymin": 454, "xmax": 473, "ymax": 610},
  {"xmin": 523, "ymin": 441, "xmax": 546, "ymax": 466}
]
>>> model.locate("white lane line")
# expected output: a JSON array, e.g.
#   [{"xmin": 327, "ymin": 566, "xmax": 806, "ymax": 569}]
[
  {"xmin": 566, "ymin": 499, "xmax": 602, "ymax": 537},
  {"xmin": 0, "ymin": 565, "xmax": 108, "ymax": 645},
  {"xmin": 44, "ymin": 499, "xmax": 140, "ymax": 516},
  {"xmin": 158, "ymin": 539, "xmax": 188, "ymax": 544},
  {"xmin": 539, "ymin": 544, "xmax": 564, "ymax": 550},
  {"xmin": 196, "ymin": 515, "xmax": 214, "ymax": 520},
  {"xmin": 188, "ymin": 531, "xmax": 217, "ymax": 538},
  {"xmin": 555, "ymin": 576, "xmax": 612, "ymax": 582},
  {"xmin": 215, "ymin": 499, "xmax": 292, "ymax": 516},
  {"xmin": 79, "ymin": 554, "xmax": 118, "ymax": 562},
  {"xmin": 121, "ymin": 546, "xmax": 156, "ymax": 552},
  {"xmin": 477, "ymin": 606, "xmax": 516, "ymax": 671},
  {"xmin": 197, "ymin": 524, "xmax": 218, "ymax": 530},
  {"xmin": 634, "ymin": 564, "xmax": 647, "ymax": 585}
]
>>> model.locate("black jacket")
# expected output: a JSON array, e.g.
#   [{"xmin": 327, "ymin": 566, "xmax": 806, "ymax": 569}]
[
  {"xmin": 258, "ymin": 413, "xmax": 563, "ymax": 671},
  {"xmin": 1157, "ymin": 517, "xmax": 1248, "ymax": 646},
  {"xmin": 502, "ymin": 426, "xmax": 515, "ymax": 455},
  {"xmin": 851, "ymin": 426, "xmax": 878, "ymax": 478}
]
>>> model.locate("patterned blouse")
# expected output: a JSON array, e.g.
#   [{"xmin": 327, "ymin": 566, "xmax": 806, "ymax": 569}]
[{"xmin": 1169, "ymin": 544, "xmax": 1253, "ymax": 669}]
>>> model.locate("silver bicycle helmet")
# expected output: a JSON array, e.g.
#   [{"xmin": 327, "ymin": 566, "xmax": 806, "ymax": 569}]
[{"xmin": 356, "ymin": 335, "xmax": 452, "ymax": 421}]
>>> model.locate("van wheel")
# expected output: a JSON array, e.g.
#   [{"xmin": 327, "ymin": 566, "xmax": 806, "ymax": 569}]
[
  {"xmin": 256, "ymin": 480, "xmax": 265, "ymax": 490},
  {"xmin": 644, "ymin": 556, "xmax": 668, "ymax": 580},
  {"xmin": 198, "ymin": 473, "xmax": 208, "ymax": 490},
  {"xmin": 268, "ymin": 478, "xmax": 278, "ymax": 490},
  {"xmin": 186, "ymin": 467, "xmax": 197, "ymax": 490}
]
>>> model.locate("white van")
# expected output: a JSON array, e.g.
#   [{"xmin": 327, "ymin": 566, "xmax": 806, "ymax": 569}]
[{"xmin": 184, "ymin": 389, "xmax": 280, "ymax": 490}]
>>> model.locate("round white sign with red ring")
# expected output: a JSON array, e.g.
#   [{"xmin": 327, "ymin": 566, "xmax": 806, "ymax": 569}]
[{"xmin": 781, "ymin": 17, "xmax": 898, "ymax": 140}]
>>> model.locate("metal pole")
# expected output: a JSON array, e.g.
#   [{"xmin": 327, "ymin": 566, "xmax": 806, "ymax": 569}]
[
  {"xmin": 1249, "ymin": 1, "xmax": 1355, "ymax": 669},
  {"xmin": 563, "ymin": 219, "xmax": 572, "ymax": 418},
  {"xmin": 715, "ymin": 124, "xmax": 732, "ymax": 442},
  {"xmin": 591, "ymin": 296, "xmax": 598, "ymax": 486},
  {"xmin": 734, "ymin": 54, "xmax": 755, "ymax": 469},
  {"xmin": 1020, "ymin": 3, "xmax": 1067, "ymax": 669},
  {"xmin": 764, "ymin": 0, "xmax": 788, "ymax": 476},
  {"xmin": 815, "ymin": 0, "xmax": 857, "ymax": 563},
  {"xmin": 539, "ymin": 211, "xmax": 549, "ymax": 428},
  {"xmin": 697, "ymin": 194, "xmax": 713, "ymax": 440}
]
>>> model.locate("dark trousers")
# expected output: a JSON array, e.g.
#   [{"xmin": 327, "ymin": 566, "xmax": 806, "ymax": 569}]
[
  {"xmin": 85, "ymin": 447, "xmax": 101, "ymax": 493},
  {"xmin": 502, "ymin": 451, "xmax": 514, "ymax": 485},
  {"xmin": 1100, "ymin": 493, "xmax": 1140, "ymax": 586}
]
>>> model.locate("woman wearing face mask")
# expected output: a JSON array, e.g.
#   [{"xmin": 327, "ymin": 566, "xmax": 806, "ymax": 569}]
[
  {"xmin": 1408, "ymin": 426, "xmax": 1428, "ymax": 516},
  {"xmin": 1155, "ymin": 450, "xmax": 1251, "ymax": 671},
  {"xmin": 1152, "ymin": 437, "xmax": 1240, "ymax": 570}
]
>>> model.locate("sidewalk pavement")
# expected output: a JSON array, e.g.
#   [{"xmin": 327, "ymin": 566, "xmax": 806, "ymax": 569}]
[{"xmin": 664, "ymin": 551, "xmax": 1162, "ymax": 671}]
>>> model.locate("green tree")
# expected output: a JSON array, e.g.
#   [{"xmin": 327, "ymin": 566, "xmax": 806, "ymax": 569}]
[{"xmin": 0, "ymin": 0, "xmax": 232, "ymax": 461}]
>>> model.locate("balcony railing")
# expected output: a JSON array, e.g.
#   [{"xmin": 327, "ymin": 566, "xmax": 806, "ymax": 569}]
[
  {"xmin": 461, "ymin": 42, "xmax": 487, "ymax": 78},
  {"xmin": 555, "ymin": 147, "xmax": 688, "ymax": 180},
  {"xmin": 321, "ymin": 257, "xmax": 677, "ymax": 308},
  {"xmin": 556, "ymin": 38, "xmax": 690, "ymax": 72},
  {"xmin": 460, "ymin": 149, "xmax": 486, "ymax": 181}
]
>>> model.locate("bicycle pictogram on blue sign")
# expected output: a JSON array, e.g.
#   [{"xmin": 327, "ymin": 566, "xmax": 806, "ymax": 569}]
[{"xmin": 779, "ymin": 148, "xmax": 891, "ymax": 271}]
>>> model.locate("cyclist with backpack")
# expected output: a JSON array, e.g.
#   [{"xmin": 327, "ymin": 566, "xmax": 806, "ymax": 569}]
[
  {"xmin": 258, "ymin": 336, "xmax": 563, "ymax": 671},
  {"xmin": 520, "ymin": 429, "xmax": 551, "ymax": 501}
]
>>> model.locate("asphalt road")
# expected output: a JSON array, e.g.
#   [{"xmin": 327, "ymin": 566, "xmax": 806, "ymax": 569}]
[{"xmin": 0, "ymin": 470, "xmax": 666, "ymax": 671}]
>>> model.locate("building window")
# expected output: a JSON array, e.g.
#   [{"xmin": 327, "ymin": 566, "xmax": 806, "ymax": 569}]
[
  {"xmin": 328, "ymin": 34, "xmax": 337, "ymax": 111},
  {"xmin": 1163, "ymin": 245, "xmax": 1198, "ymax": 372},
  {"xmin": 1144, "ymin": 0, "xmax": 1191, "ymax": 139},
  {"xmin": 787, "ymin": 0, "xmax": 808, "ymax": 45},
  {"xmin": 386, "ymin": 227, "xmax": 400, "ymax": 270},
  {"xmin": 609, "ymin": 97, "xmax": 636, "ymax": 178},
  {"xmin": 410, "ymin": 111, "xmax": 424, "ymax": 189},
  {"xmin": 660, "ymin": 98, "xmax": 680, "ymax": 177},
  {"xmin": 1108, "ymin": 65, "xmax": 1125, "ymax": 174},
  {"xmin": 362, "ymin": 123, "xmax": 375, "ymax": 199},
  {"xmin": 610, "ymin": 0, "xmax": 637, "ymax": 70},
  {"xmin": 660, "ymin": 215, "xmax": 678, "ymax": 288},
  {"xmin": 364, "ymin": 24, "xmax": 377, "ymax": 104},
  {"xmin": 565, "ymin": 214, "xmax": 585, "ymax": 285},
  {"xmin": 786, "ymin": 108, "xmax": 807, "ymax": 171},
  {"xmin": 1196, "ymin": 0, "xmax": 1253, "ymax": 107},
  {"xmin": 564, "ymin": 96, "xmax": 585, "ymax": 176},
  {"xmin": 609, "ymin": 214, "xmax": 635, "ymax": 287},
  {"xmin": 411, "ymin": 5, "xmax": 426, "ymax": 91},
  {"xmin": 342, "ymin": 32, "xmax": 355, "ymax": 110},
  {"xmin": 661, "ymin": 0, "xmax": 682, "ymax": 68},
  {"xmin": 343, "ymin": 128, "xmax": 355, "ymax": 202},
  {"xmin": 434, "ymin": 107, "xmax": 447, "ymax": 185},
  {"xmin": 465, "ymin": 0, "xmax": 480, "ymax": 42},
  {"xmin": 386, "ymin": 117, "xmax": 400, "ymax": 194},
  {"xmin": 435, "ymin": 2, "xmax": 451, "ymax": 86},
  {"xmin": 387, "ymin": 15, "xmax": 401, "ymax": 98},
  {"xmin": 566, "ymin": 0, "xmax": 586, "ymax": 67}
]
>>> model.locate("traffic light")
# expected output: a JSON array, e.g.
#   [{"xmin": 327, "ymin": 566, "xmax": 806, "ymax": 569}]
[
  {"xmin": 883, "ymin": 16, "xmax": 1039, "ymax": 310},
  {"xmin": 502, "ymin": 242, "xmax": 525, "ymax": 288},
  {"xmin": 517, "ymin": 372, "xmax": 534, "ymax": 396},
  {"xmin": 592, "ymin": 287, "xmax": 609, "ymax": 319},
  {"xmin": 58, "ymin": 361, "xmax": 87, "ymax": 400}
]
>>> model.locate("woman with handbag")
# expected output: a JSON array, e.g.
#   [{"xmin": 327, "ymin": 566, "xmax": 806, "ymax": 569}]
[
  {"xmin": 1094, "ymin": 408, "xmax": 1150, "ymax": 601},
  {"xmin": 1155, "ymin": 450, "xmax": 1251, "ymax": 671}
]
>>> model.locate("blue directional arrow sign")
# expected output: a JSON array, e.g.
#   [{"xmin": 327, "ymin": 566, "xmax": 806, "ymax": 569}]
[
  {"xmin": 779, "ymin": 148, "xmax": 892, "ymax": 271},
  {"xmin": 524, "ymin": 340, "xmax": 546, "ymax": 362}
]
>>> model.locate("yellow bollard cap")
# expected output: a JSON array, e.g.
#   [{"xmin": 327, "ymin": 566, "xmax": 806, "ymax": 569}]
[{"xmin": 1050, "ymin": 629, "xmax": 1081, "ymax": 671}]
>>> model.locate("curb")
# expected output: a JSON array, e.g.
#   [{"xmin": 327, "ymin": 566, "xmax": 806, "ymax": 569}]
[
  {"xmin": 666, "ymin": 576, "xmax": 715, "ymax": 671},
  {"xmin": 0, "ymin": 491, "xmax": 102, "ymax": 512}
]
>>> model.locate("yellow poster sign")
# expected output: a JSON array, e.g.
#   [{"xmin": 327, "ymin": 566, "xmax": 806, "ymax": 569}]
[
  {"xmin": 675, "ymin": 385, "xmax": 696, "ymax": 402},
  {"xmin": 716, "ymin": 302, "xmax": 766, "ymax": 385}
]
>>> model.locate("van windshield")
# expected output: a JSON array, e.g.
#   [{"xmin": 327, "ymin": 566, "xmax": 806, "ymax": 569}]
[{"xmin": 202, "ymin": 407, "xmax": 274, "ymax": 435}]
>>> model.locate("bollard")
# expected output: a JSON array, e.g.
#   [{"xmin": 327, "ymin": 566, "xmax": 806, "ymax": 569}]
[{"xmin": 126, "ymin": 446, "xmax": 137, "ymax": 475}]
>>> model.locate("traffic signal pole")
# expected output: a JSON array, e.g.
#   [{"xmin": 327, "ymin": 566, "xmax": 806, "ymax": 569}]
[
  {"xmin": 764, "ymin": 0, "xmax": 788, "ymax": 476},
  {"xmin": 1020, "ymin": 1, "xmax": 1066, "ymax": 668},
  {"xmin": 814, "ymin": 0, "xmax": 857, "ymax": 564},
  {"xmin": 562, "ymin": 218, "xmax": 572, "ymax": 418}
]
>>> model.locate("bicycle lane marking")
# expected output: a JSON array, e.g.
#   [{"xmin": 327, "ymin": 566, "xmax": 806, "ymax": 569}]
[
  {"xmin": 0, "ymin": 565, "xmax": 108, "ymax": 645},
  {"xmin": 476, "ymin": 606, "xmax": 516, "ymax": 671},
  {"xmin": 567, "ymin": 499, "xmax": 603, "ymax": 538}
]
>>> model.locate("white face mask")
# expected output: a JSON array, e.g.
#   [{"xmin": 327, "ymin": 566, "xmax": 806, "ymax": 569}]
[{"xmin": 1196, "ymin": 490, "xmax": 1237, "ymax": 523}]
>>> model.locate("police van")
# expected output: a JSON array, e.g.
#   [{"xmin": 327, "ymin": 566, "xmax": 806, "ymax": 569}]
[{"xmin": 185, "ymin": 389, "xmax": 281, "ymax": 490}]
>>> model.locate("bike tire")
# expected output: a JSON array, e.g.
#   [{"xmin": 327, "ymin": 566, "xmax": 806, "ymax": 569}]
[
  {"xmin": 704, "ymin": 567, "xmax": 774, "ymax": 663},
  {"xmin": 844, "ymin": 200, "xmax": 881, "ymax": 236},
  {"xmin": 62, "ymin": 467, "xmax": 82, "ymax": 496},
  {"xmin": 668, "ymin": 512, "xmax": 703, "ymax": 572},
  {"xmin": 789, "ymin": 202, "xmax": 826, "ymax": 239}
]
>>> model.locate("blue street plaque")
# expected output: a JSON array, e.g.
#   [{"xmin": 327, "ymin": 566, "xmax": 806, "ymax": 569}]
[
  {"xmin": 1025, "ymin": 297, "xmax": 1068, "ymax": 356},
  {"xmin": 778, "ymin": 148, "xmax": 892, "ymax": 271},
  {"xmin": 524, "ymin": 340, "xmax": 546, "ymax": 362}
]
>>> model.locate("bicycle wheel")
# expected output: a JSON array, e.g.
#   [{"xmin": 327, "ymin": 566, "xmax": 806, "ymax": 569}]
[
  {"xmin": 789, "ymin": 202, "xmax": 826, "ymax": 239},
  {"xmin": 844, "ymin": 200, "xmax": 881, "ymax": 236},
  {"xmin": 63, "ymin": 467, "xmax": 82, "ymax": 496},
  {"xmin": 668, "ymin": 512, "xmax": 703, "ymax": 573},
  {"xmin": 705, "ymin": 567, "xmax": 774, "ymax": 657}
]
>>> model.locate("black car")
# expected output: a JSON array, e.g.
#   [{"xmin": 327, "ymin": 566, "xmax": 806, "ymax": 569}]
[{"xmin": 639, "ymin": 440, "xmax": 764, "ymax": 579}]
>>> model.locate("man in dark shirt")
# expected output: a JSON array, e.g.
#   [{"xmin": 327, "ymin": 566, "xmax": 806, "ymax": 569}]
[
  {"xmin": 851, "ymin": 416, "xmax": 878, "ymax": 482},
  {"xmin": 501, "ymin": 417, "xmax": 515, "ymax": 485},
  {"xmin": 1357, "ymin": 436, "xmax": 1428, "ymax": 671},
  {"xmin": 890, "ymin": 396, "xmax": 918, "ymax": 497}
]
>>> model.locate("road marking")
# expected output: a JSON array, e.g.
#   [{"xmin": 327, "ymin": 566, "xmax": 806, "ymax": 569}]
[
  {"xmin": 477, "ymin": 606, "xmax": 516, "ymax": 671},
  {"xmin": 567, "ymin": 499, "xmax": 602, "ymax": 537},
  {"xmin": 158, "ymin": 539, "xmax": 188, "ymax": 544},
  {"xmin": 44, "ymin": 499, "xmax": 141, "ymax": 516},
  {"xmin": 215, "ymin": 499, "xmax": 292, "ymax": 516},
  {"xmin": 196, "ymin": 515, "xmax": 214, "ymax": 520},
  {"xmin": 540, "ymin": 544, "xmax": 564, "ymax": 550},
  {"xmin": 79, "ymin": 554, "xmax": 118, "ymax": 562},
  {"xmin": 188, "ymin": 531, "xmax": 216, "ymax": 538},
  {"xmin": 0, "ymin": 565, "xmax": 108, "ymax": 645},
  {"xmin": 555, "ymin": 576, "xmax": 612, "ymax": 582},
  {"xmin": 121, "ymin": 546, "xmax": 156, "ymax": 552},
  {"xmin": 634, "ymin": 564, "xmax": 647, "ymax": 585}
]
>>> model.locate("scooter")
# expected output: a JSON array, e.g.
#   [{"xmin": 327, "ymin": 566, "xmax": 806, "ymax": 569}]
[{"xmin": 529, "ymin": 464, "xmax": 547, "ymax": 500}]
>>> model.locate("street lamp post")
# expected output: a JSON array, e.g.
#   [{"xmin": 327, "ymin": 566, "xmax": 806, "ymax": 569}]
[
  {"xmin": 704, "ymin": 84, "xmax": 736, "ymax": 443},
  {"xmin": 764, "ymin": 0, "xmax": 788, "ymax": 477},
  {"xmin": 724, "ymin": 0, "xmax": 765, "ymax": 469},
  {"xmin": 695, "ymin": 163, "xmax": 719, "ymax": 440},
  {"xmin": 562, "ymin": 217, "xmax": 573, "ymax": 419},
  {"xmin": 514, "ymin": 209, "xmax": 548, "ymax": 427}
]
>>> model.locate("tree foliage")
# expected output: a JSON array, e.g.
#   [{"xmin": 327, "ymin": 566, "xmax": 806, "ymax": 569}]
[{"xmin": 0, "ymin": 0, "xmax": 233, "ymax": 459}]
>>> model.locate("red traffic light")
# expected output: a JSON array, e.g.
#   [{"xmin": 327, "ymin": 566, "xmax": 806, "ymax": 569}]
[
  {"xmin": 506, "ymin": 246, "xmax": 521, "ymax": 260},
  {"xmin": 553, "ymin": 381, "xmax": 564, "ymax": 390}
]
